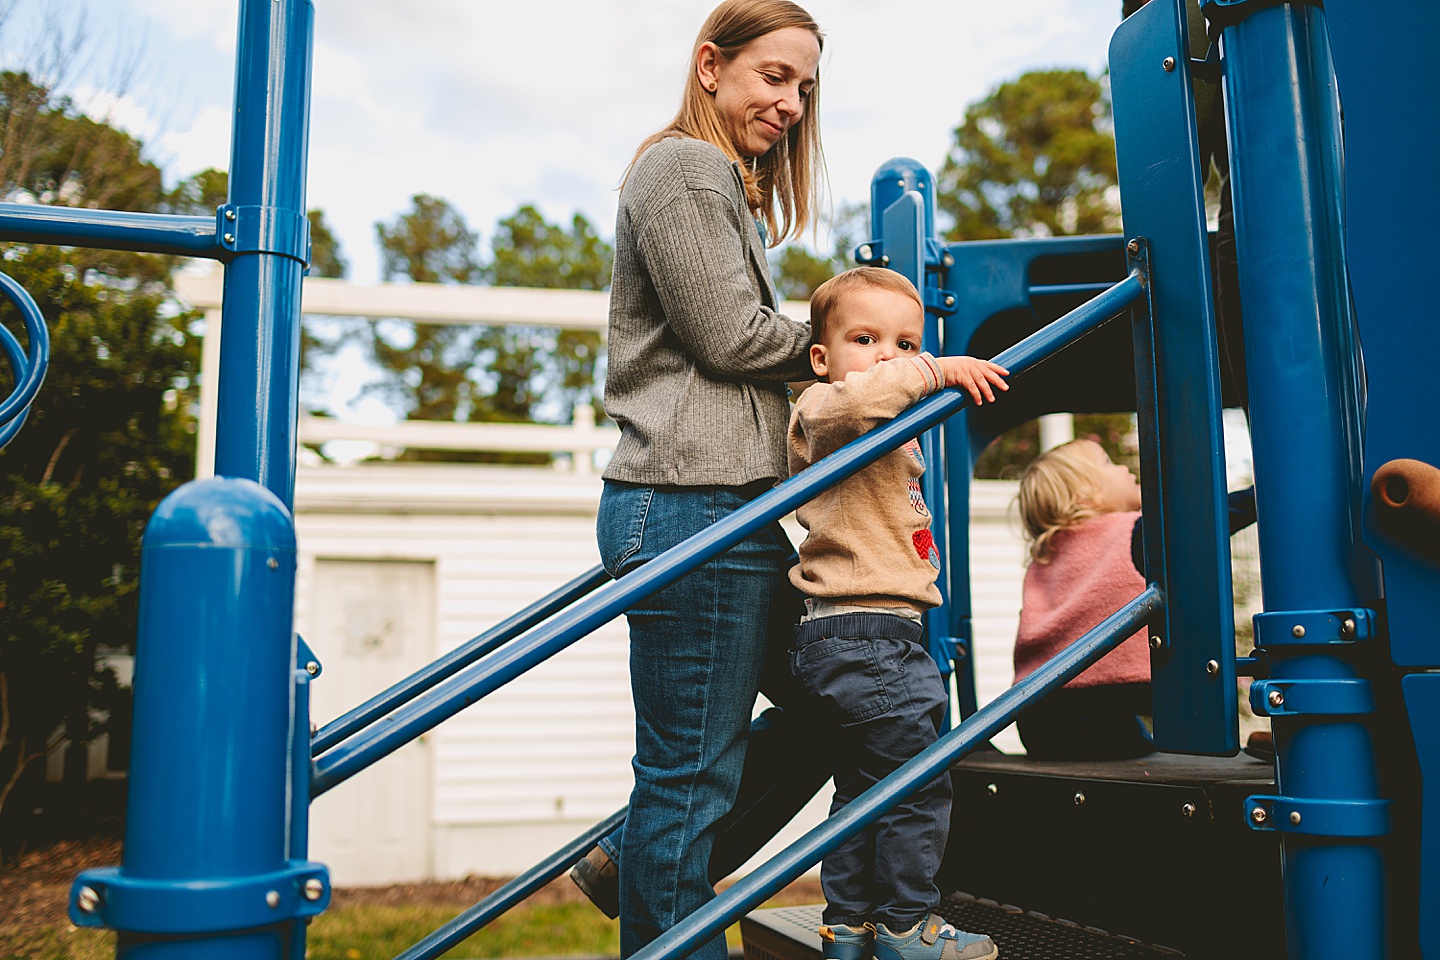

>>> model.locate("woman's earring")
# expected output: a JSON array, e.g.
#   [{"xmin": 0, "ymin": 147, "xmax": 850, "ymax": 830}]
[{"xmin": 707, "ymin": 83, "xmax": 716, "ymax": 92}]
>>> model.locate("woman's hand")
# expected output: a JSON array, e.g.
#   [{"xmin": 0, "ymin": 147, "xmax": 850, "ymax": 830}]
[{"xmin": 936, "ymin": 356, "xmax": 1010, "ymax": 405}]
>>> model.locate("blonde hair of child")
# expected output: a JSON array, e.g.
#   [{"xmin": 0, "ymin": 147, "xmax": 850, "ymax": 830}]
[
  {"xmin": 1016, "ymin": 439, "xmax": 1115, "ymax": 565},
  {"xmin": 809, "ymin": 266, "xmax": 922, "ymax": 346}
]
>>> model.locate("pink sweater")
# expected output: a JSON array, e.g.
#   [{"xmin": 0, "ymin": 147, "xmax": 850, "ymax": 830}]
[{"xmin": 1013, "ymin": 511, "xmax": 1151, "ymax": 689}]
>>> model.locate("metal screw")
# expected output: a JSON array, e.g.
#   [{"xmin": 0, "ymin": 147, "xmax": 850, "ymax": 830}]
[
  {"xmin": 303, "ymin": 878, "xmax": 325, "ymax": 901},
  {"xmin": 1163, "ymin": 56, "xmax": 1177, "ymax": 72},
  {"xmin": 944, "ymin": 295, "xmax": 956, "ymax": 307},
  {"xmin": 879, "ymin": 255, "xmax": 890, "ymax": 266},
  {"xmin": 942, "ymin": 252, "xmax": 955, "ymax": 267},
  {"xmin": 897, "ymin": 179, "xmax": 906, "ymax": 188},
  {"xmin": 1267, "ymin": 689, "xmax": 1285, "ymax": 709},
  {"xmin": 1150, "ymin": 634, "xmax": 1164, "ymax": 650},
  {"xmin": 77, "ymin": 886, "xmax": 101, "ymax": 913},
  {"xmin": 1126, "ymin": 239, "xmax": 1140, "ymax": 256},
  {"xmin": 266, "ymin": 890, "xmax": 281, "ymax": 909},
  {"xmin": 223, "ymin": 232, "xmax": 236, "ymax": 244},
  {"xmin": 310, "ymin": 721, "xmax": 318, "ymax": 737},
  {"xmin": 1250, "ymin": 806, "xmax": 1269, "ymax": 825},
  {"xmin": 1206, "ymin": 659, "xmax": 1220, "ymax": 676},
  {"xmin": 267, "ymin": 557, "xmax": 279, "ymax": 570},
  {"xmin": 305, "ymin": 661, "xmax": 320, "ymax": 677},
  {"xmin": 225, "ymin": 208, "xmax": 237, "ymax": 221},
  {"xmin": 1289, "ymin": 811, "xmax": 1302, "ymax": 826},
  {"xmin": 1073, "ymin": 791, "xmax": 1086, "ymax": 806},
  {"xmin": 1341, "ymin": 618, "xmax": 1356, "ymax": 637},
  {"xmin": 986, "ymin": 783, "xmax": 998, "ymax": 798},
  {"xmin": 1292, "ymin": 624, "xmax": 1306, "ymax": 638},
  {"xmin": 1181, "ymin": 802, "xmax": 1197, "ymax": 818},
  {"xmin": 857, "ymin": 244, "xmax": 872, "ymax": 261}
]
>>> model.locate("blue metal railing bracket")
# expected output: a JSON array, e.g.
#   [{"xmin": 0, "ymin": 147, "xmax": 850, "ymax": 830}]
[
  {"xmin": 69, "ymin": 860, "xmax": 331, "ymax": 933},
  {"xmin": 1244, "ymin": 795, "xmax": 1391, "ymax": 838},
  {"xmin": 1253, "ymin": 608, "xmax": 1375, "ymax": 646},
  {"xmin": 216, "ymin": 204, "xmax": 311, "ymax": 266},
  {"xmin": 1250, "ymin": 678, "xmax": 1374, "ymax": 718}
]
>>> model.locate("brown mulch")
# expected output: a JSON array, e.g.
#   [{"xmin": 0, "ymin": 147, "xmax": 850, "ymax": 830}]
[{"xmin": 1, "ymin": 835, "xmax": 823, "ymax": 948}]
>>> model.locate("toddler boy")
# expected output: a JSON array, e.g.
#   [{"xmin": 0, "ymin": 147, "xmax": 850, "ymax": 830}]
[{"xmin": 788, "ymin": 267, "xmax": 1007, "ymax": 960}]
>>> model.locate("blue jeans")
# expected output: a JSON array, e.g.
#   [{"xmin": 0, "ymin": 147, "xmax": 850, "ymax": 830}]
[
  {"xmin": 598, "ymin": 480, "xmax": 803, "ymax": 960},
  {"xmin": 790, "ymin": 612, "xmax": 951, "ymax": 931}
]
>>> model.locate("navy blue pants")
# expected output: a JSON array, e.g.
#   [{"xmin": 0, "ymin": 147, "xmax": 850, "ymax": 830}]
[{"xmin": 791, "ymin": 612, "xmax": 952, "ymax": 930}]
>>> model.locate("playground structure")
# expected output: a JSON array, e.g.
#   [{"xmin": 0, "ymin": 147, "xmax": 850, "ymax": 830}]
[{"xmin": 0, "ymin": 0, "xmax": 1437, "ymax": 957}]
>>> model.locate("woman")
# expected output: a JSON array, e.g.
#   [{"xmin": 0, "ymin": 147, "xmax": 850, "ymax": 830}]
[{"xmin": 595, "ymin": 3, "xmax": 824, "ymax": 958}]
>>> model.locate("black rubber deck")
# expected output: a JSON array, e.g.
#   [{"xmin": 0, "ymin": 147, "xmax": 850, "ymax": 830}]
[{"xmin": 741, "ymin": 896, "xmax": 1185, "ymax": 960}]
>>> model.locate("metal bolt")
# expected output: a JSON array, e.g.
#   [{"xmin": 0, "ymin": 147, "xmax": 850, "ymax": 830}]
[
  {"xmin": 305, "ymin": 661, "xmax": 320, "ymax": 677},
  {"xmin": 1292, "ymin": 624, "xmax": 1306, "ymax": 638},
  {"xmin": 897, "ymin": 179, "xmax": 906, "ymax": 188},
  {"xmin": 1073, "ymin": 791, "xmax": 1086, "ymax": 806},
  {"xmin": 986, "ymin": 783, "xmax": 998, "ymax": 798},
  {"xmin": 879, "ymin": 255, "xmax": 890, "ymax": 266},
  {"xmin": 1250, "ymin": 806, "xmax": 1269, "ymax": 825},
  {"xmin": 1206, "ymin": 659, "xmax": 1220, "ymax": 676},
  {"xmin": 1289, "ymin": 811, "xmax": 1302, "ymax": 826},
  {"xmin": 267, "ymin": 557, "xmax": 279, "ymax": 570},
  {"xmin": 223, "ymin": 232, "xmax": 236, "ymax": 244},
  {"xmin": 857, "ymin": 244, "xmax": 872, "ymax": 261},
  {"xmin": 1267, "ymin": 689, "xmax": 1285, "ymax": 709},
  {"xmin": 942, "ymin": 252, "xmax": 955, "ymax": 267},
  {"xmin": 1126, "ymin": 239, "xmax": 1140, "ymax": 256},
  {"xmin": 1341, "ymin": 618, "xmax": 1356, "ymax": 637},
  {"xmin": 303, "ymin": 878, "xmax": 325, "ymax": 901},
  {"xmin": 266, "ymin": 890, "xmax": 281, "ymax": 909},
  {"xmin": 310, "ymin": 721, "xmax": 318, "ymax": 737},
  {"xmin": 1150, "ymin": 634, "xmax": 1164, "ymax": 650},
  {"xmin": 1163, "ymin": 56, "xmax": 1177, "ymax": 72},
  {"xmin": 944, "ymin": 295, "xmax": 956, "ymax": 307},
  {"xmin": 77, "ymin": 886, "xmax": 101, "ymax": 913},
  {"xmin": 1181, "ymin": 802, "xmax": 1197, "ymax": 818},
  {"xmin": 225, "ymin": 208, "xmax": 237, "ymax": 221}
]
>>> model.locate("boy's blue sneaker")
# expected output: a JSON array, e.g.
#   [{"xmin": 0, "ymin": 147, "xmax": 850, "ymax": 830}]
[
  {"xmin": 872, "ymin": 914, "xmax": 998, "ymax": 960},
  {"xmin": 818, "ymin": 923, "xmax": 873, "ymax": 960}
]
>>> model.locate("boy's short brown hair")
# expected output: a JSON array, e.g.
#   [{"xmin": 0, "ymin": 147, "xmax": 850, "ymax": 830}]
[{"xmin": 809, "ymin": 267, "xmax": 923, "ymax": 346}]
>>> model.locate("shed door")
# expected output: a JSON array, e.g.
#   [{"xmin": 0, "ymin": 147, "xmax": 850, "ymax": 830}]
[{"xmin": 307, "ymin": 559, "xmax": 435, "ymax": 885}]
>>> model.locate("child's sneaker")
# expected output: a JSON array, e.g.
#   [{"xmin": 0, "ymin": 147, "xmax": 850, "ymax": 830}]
[
  {"xmin": 818, "ymin": 923, "xmax": 873, "ymax": 960},
  {"xmin": 872, "ymin": 914, "xmax": 998, "ymax": 960}
]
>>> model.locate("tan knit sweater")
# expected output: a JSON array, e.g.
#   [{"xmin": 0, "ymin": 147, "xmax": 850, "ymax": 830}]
[{"xmin": 788, "ymin": 354, "xmax": 946, "ymax": 609}]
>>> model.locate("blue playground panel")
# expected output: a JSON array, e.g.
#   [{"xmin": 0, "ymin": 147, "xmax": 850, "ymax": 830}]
[{"xmin": 0, "ymin": 0, "xmax": 1434, "ymax": 956}]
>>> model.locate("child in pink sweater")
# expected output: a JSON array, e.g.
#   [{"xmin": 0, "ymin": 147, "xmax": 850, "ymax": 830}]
[
  {"xmin": 1012, "ymin": 439, "xmax": 1256, "ymax": 759},
  {"xmin": 789, "ymin": 267, "xmax": 1007, "ymax": 960}
]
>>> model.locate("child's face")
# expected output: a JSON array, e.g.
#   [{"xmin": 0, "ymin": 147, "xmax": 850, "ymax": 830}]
[
  {"xmin": 810, "ymin": 286, "xmax": 925, "ymax": 383},
  {"xmin": 1082, "ymin": 440, "xmax": 1143, "ymax": 512}
]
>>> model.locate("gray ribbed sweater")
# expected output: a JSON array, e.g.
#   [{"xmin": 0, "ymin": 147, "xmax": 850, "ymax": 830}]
[{"xmin": 602, "ymin": 137, "xmax": 813, "ymax": 486}]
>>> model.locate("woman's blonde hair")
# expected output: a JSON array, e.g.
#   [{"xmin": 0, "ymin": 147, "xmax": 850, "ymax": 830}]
[
  {"xmin": 627, "ymin": 0, "xmax": 825, "ymax": 247},
  {"xmin": 1016, "ymin": 439, "xmax": 1110, "ymax": 565}
]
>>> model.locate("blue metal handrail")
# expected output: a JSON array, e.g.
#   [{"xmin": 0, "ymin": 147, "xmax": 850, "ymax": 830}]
[
  {"xmin": 631, "ymin": 586, "xmax": 1164, "ymax": 960},
  {"xmin": 0, "ymin": 270, "xmax": 51, "ymax": 450},
  {"xmin": 396, "ymin": 807, "xmax": 627, "ymax": 960},
  {"xmin": 0, "ymin": 204, "xmax": 224, "ymax": 260},
  {"xmin": 311, "ymin": 564, "xmax": 612, "ymax": 755},
  {"xmin": 310, "ymin": 271, "xmax": 1144, "ymax": 796}
]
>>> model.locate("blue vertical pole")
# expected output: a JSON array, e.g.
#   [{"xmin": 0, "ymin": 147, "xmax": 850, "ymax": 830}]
[
  {"xmin": 69, "ymin": 479, "xmax": 329, "ymax": 958},
  {"xmin": 1218, "ymin": 3, "xmax": 1387, "ymax": 957},
  {"xmin": 213, "ymin": 0, "xmax": 315, "ymax": 508}
]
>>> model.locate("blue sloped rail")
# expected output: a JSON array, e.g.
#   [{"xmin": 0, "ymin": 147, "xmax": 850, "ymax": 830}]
[
  {"xmin": 311, "ymin": 270, "xmax": 1145, "ymax": 796},
  {"xmin": 0, "ymin": 270, "xmax": 51, "ymax": 450}
]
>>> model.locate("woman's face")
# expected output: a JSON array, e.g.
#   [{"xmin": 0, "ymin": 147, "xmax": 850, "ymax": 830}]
[{"xmin": 698, "ymin": 27, "xmax": 820, "ymax": 159}]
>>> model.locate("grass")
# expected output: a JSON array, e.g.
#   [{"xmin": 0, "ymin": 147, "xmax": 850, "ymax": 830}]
[{"xmin": 7, "ymin": 888, "xmax": 781, "ymax": 960}]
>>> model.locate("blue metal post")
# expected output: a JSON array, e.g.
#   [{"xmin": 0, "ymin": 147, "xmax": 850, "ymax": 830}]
[
  {"xmin": 68, "ymin": 478, "xmax": 328, "ymax": 958},
  {"xmin": 1218, "ymin": 3, "xmax": 1387, "ymax": 955},
  {"xmin": 213, "ymin": 0, "xmax": 315, "ymax": 507},
  {"xmin": 868, "ymin": 159, "xmax": 962, "ymax": 698}
]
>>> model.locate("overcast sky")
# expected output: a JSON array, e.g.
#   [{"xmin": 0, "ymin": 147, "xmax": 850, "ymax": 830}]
[{"xmin": 3, "ymin": 0, "xmax": 1121, "ymax": 284}]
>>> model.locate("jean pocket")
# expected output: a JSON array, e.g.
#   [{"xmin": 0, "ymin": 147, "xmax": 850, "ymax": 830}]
[
  {"xmin": 791, "ymin": 636, "xmax": 891, "ymax": 725},
  {"xmin": 597, "ymin": 482, "xmax": 653, "ymax": 577}
]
